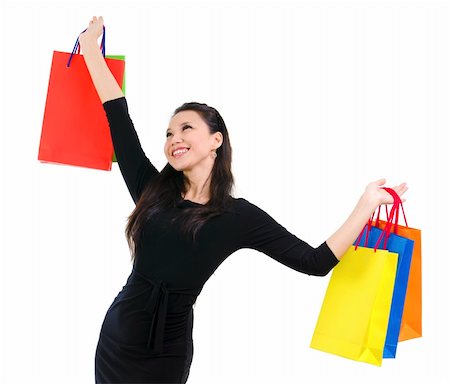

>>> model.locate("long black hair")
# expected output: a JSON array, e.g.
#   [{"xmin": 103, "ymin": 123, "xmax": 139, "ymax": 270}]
[{"xmin": 125, "ymin": 102, "xmax": 235, "ymax": 262}]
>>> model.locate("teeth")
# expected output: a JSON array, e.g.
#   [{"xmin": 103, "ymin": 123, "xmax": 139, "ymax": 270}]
[{"xmin": 173, "ymin": 148, "xmax": 189, "ymax": 156}]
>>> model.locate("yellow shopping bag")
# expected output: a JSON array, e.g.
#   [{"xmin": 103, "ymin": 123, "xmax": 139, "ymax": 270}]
[
  {"xmin": 310, "ymin": 189, "xmax": 402, "ymax": 366},
  {"xmin": 310, "ymin": 246, "xmax": 398, "ymax": 366}
]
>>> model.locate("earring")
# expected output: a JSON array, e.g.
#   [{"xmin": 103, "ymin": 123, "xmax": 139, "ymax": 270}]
[{"xmin": 211, "ymin": 150, "xmax": 217, "ymax": 159}]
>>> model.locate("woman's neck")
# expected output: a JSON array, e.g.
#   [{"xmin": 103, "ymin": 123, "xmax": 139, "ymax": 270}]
[{"xmin": 182, "ymin": 168, "xmax": 213, "ymax": 202}]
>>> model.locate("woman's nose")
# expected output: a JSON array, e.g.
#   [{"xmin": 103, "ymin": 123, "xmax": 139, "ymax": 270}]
[{"xmin": 171, "ymin": 132, "xmax": 184, "ymax": 143}]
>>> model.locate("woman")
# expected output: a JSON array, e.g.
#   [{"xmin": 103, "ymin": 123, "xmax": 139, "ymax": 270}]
[{"xmin": 79, "ymin": 16, "xmax": 407, "ymax": 384}]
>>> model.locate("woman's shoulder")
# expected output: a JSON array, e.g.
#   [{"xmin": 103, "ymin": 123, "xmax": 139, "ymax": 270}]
[
  {"xmin": 227, "ymin": 196, "xmax": 260, "ymax": 214},
  {"xmin": 229, "ymin": 197, "xmax": 281, "ymax": 224}
]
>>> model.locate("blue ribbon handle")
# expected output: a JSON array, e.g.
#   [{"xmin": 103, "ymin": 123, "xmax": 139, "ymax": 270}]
[{"xmin": 67, "ymin": 25, "xmax": 106, "ymax": 67}]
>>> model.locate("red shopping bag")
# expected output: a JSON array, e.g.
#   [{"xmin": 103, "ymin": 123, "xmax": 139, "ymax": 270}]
[{"xmin": 38, "ymin": 26, "xmax": 125, "ymax": 171}]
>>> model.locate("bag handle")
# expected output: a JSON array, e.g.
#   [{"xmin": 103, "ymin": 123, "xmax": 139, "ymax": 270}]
[
  {"xmin": 373, "ymin": 188, "xmax": 402, "ymax": 250},
  {"xmin": 354, "ymin": 187, "xmax": 401, "ymax": 252},
  {"xmin": 67, "ymin": 25, "xmax": 106, "ymax": 67},
  {"xmin": 374, "ymin": 189, "xmax": 408, "ymax": 233}
]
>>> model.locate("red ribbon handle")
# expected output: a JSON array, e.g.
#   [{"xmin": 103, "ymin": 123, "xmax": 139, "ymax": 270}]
[
  {"xmin": 373, "ymin": 187, "xmax": 401, "ymax": 250},
  {"xmin": 374, "ymin": 188, "xmax": 408, "ymax": 233},
  {"xmin": 354, "ymin": 187, "xmax": 401, "ymax": 252}
]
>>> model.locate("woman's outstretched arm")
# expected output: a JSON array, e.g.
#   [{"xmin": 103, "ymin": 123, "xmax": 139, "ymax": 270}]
[
  {"xmin": 325, "ymin": 178, "xmax": 408, "ymax": 260},
  {"xmin": 78, "ymin": 16, "xmax": 124, "ymax": 103},
  {"xmin": 237, "ymin": 179, "xmax": 407, "ymax": 277}
]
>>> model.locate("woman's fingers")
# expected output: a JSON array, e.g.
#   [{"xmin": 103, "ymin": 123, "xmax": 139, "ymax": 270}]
[
  {"xmin": 375, "ymin": 178, "xmax": 386, "ymax": 186},
  {"xmin": 88, "ymin": 16, "xmax": 102, "ymax": 26},
  {"xmin": 377, "ymin": 181, "xmax": 408, "ymax": 196},
  {"xmin": 365, "ymin": 179, "xmax": 409, "ymax": 205},
  {"xmin": 82, "ymin": 16, "xmax": 104, "ymax": 39},
  {"xmin": 394, "ymin": 182, "xmax": 408, "ymax": 196},
  {"xmin": 391, "ymin": 182, "xmax": 408, "ymax": 203}
]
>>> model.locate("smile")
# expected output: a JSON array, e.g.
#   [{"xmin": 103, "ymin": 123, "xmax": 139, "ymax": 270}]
[{"xmin": 172, "ymin": 148, "xmax": 190, "ymax": 158}]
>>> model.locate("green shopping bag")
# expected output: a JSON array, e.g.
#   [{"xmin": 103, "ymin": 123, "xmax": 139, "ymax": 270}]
[{"xmin": 105, "ymin": 55, "xmax": 126, "ymax": 163}]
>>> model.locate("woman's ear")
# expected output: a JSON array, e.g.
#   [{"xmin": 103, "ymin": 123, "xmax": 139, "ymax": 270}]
[{"xmin": 214, "ymin": 132, "xmax": 223, "ymax": 149}]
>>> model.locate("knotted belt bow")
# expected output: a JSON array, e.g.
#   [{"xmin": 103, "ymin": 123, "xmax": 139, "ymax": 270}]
[
  {"xmin": 129, "ymin": 267, "xmax": 201, "ymax": 355},
  {"xmin": 131, "ymin": 269, "xmax": 169, "ymax": 355}
]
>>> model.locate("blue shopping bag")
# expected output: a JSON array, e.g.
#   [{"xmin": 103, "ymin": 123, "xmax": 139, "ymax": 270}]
[{"xmin": 358, "ymin": 221, "xmax": 414, "ymax": 358}]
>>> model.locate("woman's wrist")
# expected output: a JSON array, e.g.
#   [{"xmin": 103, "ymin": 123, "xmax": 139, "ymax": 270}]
[
  {"xmin": 78, "ymin": 35, "xmax": 105, "ymax": 60},
  {"xmin": 358, "ymin": 191, "xmax": 380, "ymax": 214},
  {"xmin": 79, "ymin": 33, "xmax": 100, "ymax": 48},
  {"xmin": 325, "ymin": 192, "xmax": 379, "ymax": 260}
]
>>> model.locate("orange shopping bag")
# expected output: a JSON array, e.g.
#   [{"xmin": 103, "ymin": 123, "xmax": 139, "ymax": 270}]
[
  {"xmin": 375, "ymin": 204, "xmax": 422, "ymax": 341},
  {"xmin": 38, "ymin": 26, "xmax": 125, "ymax": 171}
]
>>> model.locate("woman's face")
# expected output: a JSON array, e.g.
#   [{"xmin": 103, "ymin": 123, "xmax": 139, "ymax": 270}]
[{"xmin": 164, "ymin": 110, "xmax": 222, "ymax": 172}]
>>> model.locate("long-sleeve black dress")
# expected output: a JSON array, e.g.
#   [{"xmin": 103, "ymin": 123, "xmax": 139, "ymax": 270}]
[{"xmin": 94, "ymin": 97, "xmax": 339, "ymax": 383}]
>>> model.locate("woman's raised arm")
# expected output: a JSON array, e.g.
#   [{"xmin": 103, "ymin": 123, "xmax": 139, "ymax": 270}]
[{"xmin": 78, "ymin": 16, "xmax": 124, "ymax": 103}]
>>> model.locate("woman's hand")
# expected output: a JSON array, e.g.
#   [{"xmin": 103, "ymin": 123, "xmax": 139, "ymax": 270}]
[
  {"xmin": 363, "ymin": 178, "xmax": 408, "ymax": 207},
  {"xmin": 79, "ymin": 16, "xmax": 104, "ymax": 43},
  {"xmin": 326, "ymin": 178, "xmax": 408, "ymax": 260},
  {"xmin": 76, "ymin": 15, "xmax": 124, "ymax": 103}
]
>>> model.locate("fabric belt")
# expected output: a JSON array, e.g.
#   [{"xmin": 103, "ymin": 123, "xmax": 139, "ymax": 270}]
[
  {"xmin": 131, "ymin": 268, "xmax": 169, "ymax": 354},
  {"xmin": 129, "ymin": 267, "xmax": 202, "ymax": 355}
]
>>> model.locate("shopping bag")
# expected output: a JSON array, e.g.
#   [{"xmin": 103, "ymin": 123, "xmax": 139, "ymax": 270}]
[
  {"xmin": 374, "ymin": 201, "xmax": 422, "ymax": 341},
  {"xmin": 310, "ymin": 189, "xmax": 400, "ymax": 366},
  {"xmin": 310, "ymin": 245, "xmax": 398, "ymax": 366},
  {"xmin": 38, "ymin": 26, "xmax": 125, "ymax": 171},
  {"xmin": 359, "ymin": 225, "xmax": 414, "ymax": 358}
]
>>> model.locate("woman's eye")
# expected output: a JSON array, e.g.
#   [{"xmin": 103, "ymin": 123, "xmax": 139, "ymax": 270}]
[{"xmin": 166, "ymin": 125, "xmax": 191, "ymax": 138}]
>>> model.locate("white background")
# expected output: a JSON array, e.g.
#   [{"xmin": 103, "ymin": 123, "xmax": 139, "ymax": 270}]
[{"xmin": 1, "ymin": 0, "xmax": 449, "ymax": 383}]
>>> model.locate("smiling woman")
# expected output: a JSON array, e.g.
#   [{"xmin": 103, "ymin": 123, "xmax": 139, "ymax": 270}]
[
  {"xmin": 124, "ymin": 100, "xmax": 233, "ymax": 254},
  {"xmin": 78, "ymin": 15, "xmax": 407, "ymax": 384},
  {"xmin": 164, "ymin": 108, "xmax": 223, "ymax": 181}
]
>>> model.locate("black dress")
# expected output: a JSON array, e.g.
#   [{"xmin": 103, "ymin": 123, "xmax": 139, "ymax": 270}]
[{"xmin": 95, "ymin": 97, "xmax": 339, "ymax": 383}]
